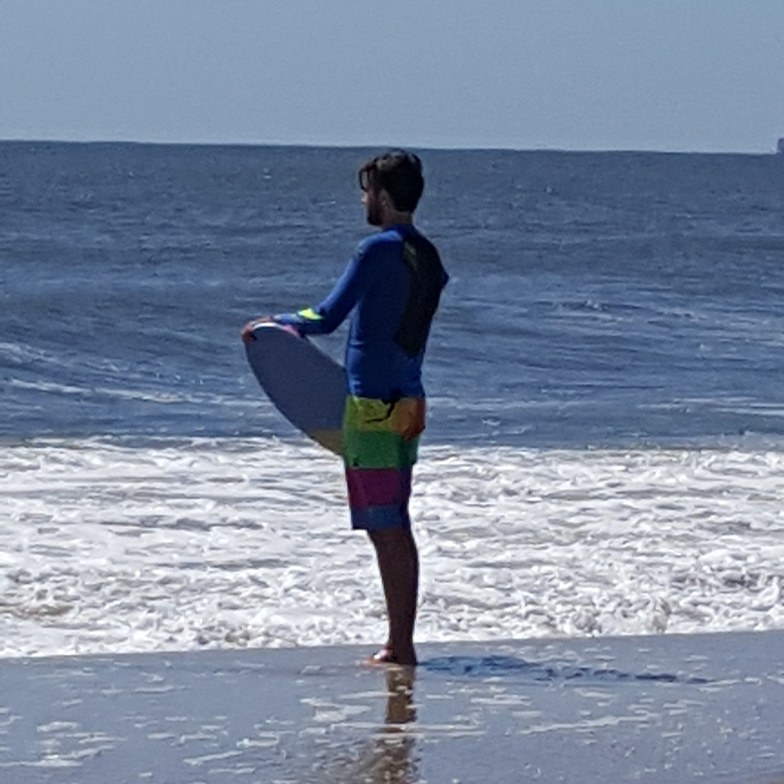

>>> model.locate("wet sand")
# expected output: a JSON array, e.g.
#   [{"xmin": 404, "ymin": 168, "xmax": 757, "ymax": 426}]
[{"xmin": 2, "ymin": 630, "xmax": 783, "ymax": 783}]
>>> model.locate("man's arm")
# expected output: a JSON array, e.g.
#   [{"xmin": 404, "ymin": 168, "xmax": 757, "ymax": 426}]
[{"xmin": 271, "ymin": 249, "xmax": 373, "ymax": 336}]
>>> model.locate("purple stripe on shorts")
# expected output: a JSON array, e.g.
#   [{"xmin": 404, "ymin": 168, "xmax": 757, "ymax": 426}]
[{"xmin": 346, "ymin": 467, "xmax": 412, "ymax": 509}]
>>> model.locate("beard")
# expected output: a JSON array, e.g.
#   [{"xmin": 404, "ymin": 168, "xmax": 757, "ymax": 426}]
[{"xmin": 365, "ymin": 194, "xmax": 383, "ymax": 226}]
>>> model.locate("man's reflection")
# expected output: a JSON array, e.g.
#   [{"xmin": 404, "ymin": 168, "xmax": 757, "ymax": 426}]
[{"xmin": 352, "ymin": 666, "xmax": 418, "ymax": 784}]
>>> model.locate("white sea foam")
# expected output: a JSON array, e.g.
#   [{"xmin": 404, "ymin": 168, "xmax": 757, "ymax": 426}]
[{"xmin": 1, "ymin": 438, "xmax": 783, "ymax": 658}]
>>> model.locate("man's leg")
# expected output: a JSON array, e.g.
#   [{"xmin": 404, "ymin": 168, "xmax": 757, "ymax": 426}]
[{"xmin": 368, "ymin": 528, "xmax": 419, "ymax": 666}]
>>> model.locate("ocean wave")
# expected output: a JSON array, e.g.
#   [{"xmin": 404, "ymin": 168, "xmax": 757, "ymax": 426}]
[{"xmin": 2, "ymin": 437, "xmax": 783, "ymax": 659}]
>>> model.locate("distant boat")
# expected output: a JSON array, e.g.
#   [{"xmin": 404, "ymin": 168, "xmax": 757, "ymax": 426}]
[{"xmin": 778, "ymin": 137, "xmax": 784, "ymax": 154}]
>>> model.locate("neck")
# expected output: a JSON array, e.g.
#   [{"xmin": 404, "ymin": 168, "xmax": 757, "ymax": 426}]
[{"xmin": 381, "ymin": 210, "xmax": 414, "ymax": 230}]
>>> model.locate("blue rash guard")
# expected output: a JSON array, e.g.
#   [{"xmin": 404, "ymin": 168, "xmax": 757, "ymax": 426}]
[{"xmin": 274, "ymin": 224, "xmax": 448, "ymax": 402}]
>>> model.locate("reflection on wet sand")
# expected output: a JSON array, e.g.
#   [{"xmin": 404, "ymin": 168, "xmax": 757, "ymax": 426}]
[
  {"xmin": 2, "ymin": 636, "xmax": 784, "ymax": 783},
  {"xmin": 358, "ymin": 667, "xmax": 418, "ymax": 784},
  {"xmin": 328, "ymin": 667, "xmax": 418, "ymax": 784}
]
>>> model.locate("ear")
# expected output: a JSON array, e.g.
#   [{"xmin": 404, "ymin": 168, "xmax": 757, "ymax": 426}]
[{"xmin": 377, "ymin": 188, "xmax": 394, "ymax": 211}]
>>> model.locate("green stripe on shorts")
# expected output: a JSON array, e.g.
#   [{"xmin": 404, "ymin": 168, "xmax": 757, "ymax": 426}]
[{"xmin": 342, "ymin": 396, "xmax": 420, "ymax": 469}]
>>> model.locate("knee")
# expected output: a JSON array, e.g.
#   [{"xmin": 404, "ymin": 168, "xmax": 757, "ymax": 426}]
[{"xmin": 368, "ymin": 528, "xmax": 416, "ymax": 551}]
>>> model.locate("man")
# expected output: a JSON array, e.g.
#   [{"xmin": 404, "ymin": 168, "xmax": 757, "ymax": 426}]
[{"xmin": 243, "ymin": 150, "xmax": 448, "ymax": 666}]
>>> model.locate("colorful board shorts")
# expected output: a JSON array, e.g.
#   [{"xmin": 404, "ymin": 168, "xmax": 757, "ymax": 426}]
[{"xmin": 342, "ymin": 395, "xmax": 425, "ymax": 531}]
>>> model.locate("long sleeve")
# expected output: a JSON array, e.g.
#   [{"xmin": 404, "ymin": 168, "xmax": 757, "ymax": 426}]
[{"xmin": 273, "ymin": 248, "xmax": 373, "ymax": 336}]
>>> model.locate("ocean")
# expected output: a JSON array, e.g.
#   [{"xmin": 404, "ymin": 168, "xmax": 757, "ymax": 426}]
[{"xmin": 2, "ymin": 141, "xmax": 783, "ymax": 658}]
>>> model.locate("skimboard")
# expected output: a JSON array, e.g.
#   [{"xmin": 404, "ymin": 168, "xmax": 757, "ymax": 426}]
[{"xmin": 245, "ymin": 323, "xmax": 345, "ymax": 455}]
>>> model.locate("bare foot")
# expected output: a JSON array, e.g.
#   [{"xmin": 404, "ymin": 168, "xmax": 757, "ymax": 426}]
[
  {"xmin": 362, "ymin": 646, "xmax": 417, "ymax": 667},
  {"xmin": 363, "ymin": 646, "xmax": 395, "ymax": 666}
]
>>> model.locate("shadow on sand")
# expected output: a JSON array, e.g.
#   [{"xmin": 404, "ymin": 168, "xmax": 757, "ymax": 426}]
[{"xmin": 423, "ymin": 654, "xmax": 712, "ymax": 685}]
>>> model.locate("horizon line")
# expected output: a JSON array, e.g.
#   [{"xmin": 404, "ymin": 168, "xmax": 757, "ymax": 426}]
[{"xmin": 0, "ymin": 136, "xmax": 779, "ymax": 157}]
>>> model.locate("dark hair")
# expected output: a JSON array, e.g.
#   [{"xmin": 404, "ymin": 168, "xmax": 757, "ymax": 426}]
[{"xmin": 358, "ymin": 150, "xmax": 424, "ymax": 212}]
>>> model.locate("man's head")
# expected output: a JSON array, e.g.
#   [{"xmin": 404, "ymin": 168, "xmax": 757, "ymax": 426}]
[{"xmin": 358, "ymin": 150, "xmax": 424, "ymax": 227}]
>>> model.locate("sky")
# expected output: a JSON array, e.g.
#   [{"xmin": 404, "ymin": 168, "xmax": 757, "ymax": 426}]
[{"xmin": 1, "ymin": 0, "xmax": 783, "ymax": 153}]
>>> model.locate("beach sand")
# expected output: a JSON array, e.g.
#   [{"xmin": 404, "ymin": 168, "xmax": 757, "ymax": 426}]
[{"xmin": 1, "ymin": 630, "xmax": 783, "ymax": 783}]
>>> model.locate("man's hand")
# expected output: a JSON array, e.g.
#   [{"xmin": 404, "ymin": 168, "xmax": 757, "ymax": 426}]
[
  {"xmin": 241, "ymin": 317, "xmax": 272, "ymax": 343},
  {"xmin": 393, "ymin": 399, "xmax": 426, "ymax": 441}
]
